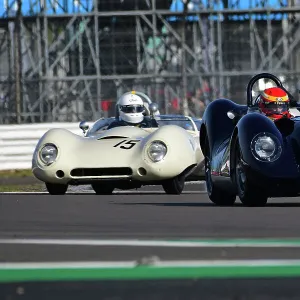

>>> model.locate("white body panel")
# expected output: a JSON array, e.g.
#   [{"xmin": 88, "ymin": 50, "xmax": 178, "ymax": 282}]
[{"xmin": 32, "ymin": 122, "xmax": 204, "ymax": 186}]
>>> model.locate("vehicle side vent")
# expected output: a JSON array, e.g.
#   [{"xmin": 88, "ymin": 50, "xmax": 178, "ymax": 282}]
[{"xmin": 71, "ymin": 168, "xmax": 133, "ymax": 177}]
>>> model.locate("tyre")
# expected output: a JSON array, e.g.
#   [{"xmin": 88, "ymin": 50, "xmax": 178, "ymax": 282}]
[
  {"xmin": 233, "ymin": 138, "xmax": 268, "ymax": 207},
  {"xmin": 91, "ymin": 183, "xmax": 114, "ymax": 195},
  {"xmin": 205, "ymin": 137, "xmax": 236, "ymax": 206},
  {"xmin": 162, "ymin": 175, "xmax": 185, "ymax": 195},
  {"xmin": 45, "ymin": 183, "xmax": 68, "ymax": 195}
]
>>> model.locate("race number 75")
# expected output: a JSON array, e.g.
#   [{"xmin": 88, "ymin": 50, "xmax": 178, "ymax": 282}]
[{"xmin": 113, "ymin": 139, "xmax": 140, "ymax": 150}]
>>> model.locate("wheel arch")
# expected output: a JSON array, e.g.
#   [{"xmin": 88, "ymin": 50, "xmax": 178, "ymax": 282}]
[{"xmin": 201, "ymin": 99, "xmax": 243, "ymax": 156}]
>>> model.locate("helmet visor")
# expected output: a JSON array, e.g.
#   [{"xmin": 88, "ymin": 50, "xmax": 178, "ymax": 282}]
[
  {"xmin": 120, "ymin": 105, "xmax": 144, "ymax": 113},
  {"xmin": 263, "ymin": 102, "xmax": 288, "ymax": 115}
]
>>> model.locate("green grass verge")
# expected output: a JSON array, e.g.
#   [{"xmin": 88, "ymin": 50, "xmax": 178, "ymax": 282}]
[
  {"xmin": 0, "ymin": 184, "xmax": 43, "ymax": 192},
  {"xmin": 0, "ymin": 169, "xmax": 33, "ymax": 178},
  {"xmin": 1, "ymin": 265, "xmax": 300, "ymax": 283}
]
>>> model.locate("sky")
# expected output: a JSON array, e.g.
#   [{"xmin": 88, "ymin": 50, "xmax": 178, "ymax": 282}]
[{"xmin": 0, "ymin": 0, "xmax": 288, "ymax": 19}]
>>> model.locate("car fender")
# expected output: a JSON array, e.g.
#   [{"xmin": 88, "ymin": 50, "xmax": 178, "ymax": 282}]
[
  {"xmin": 235, "ymin": 113, "xmax": 298, "ymax": 177},
  {"xmin": 201, "ymin": 99, "xmax": 244, "ymax": 155},
  {"xmin": 141, "ymin": 125, "xmax": 202, "ymax": 171},
  {"xmin": 32, "ymin": 128, "xmax": 85, "ymax": 169}
]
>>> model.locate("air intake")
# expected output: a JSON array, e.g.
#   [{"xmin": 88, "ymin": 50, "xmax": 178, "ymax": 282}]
[{"xmin": 70, "ymin": 168, "xmax": 132, "ymax": 177}]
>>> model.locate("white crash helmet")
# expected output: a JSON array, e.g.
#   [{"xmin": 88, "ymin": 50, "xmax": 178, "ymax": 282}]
[{"xmin": 118, "ymin": 92, "xmax": 145, "ymax": 124}]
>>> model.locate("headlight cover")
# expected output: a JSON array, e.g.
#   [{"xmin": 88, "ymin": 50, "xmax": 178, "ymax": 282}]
[
  {"xmin": 250, "ymin": 133, "xmax": 282, "ymax": 162},
  {"xmin": 147, "ymin": 141, "xmax": 167, "ymax": 162},
  {"xmin": 39, "ymin": 144, "xmax": 58, "ymax": 165}
]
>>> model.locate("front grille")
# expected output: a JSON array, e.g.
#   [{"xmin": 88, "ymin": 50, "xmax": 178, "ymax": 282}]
[{"xmin": 70, "ymin": 168, "xmax": 132, "ymax": 177}]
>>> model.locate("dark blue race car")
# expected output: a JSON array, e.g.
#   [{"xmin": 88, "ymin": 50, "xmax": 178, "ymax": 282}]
[{"xmin": 200, "ymin": 73, "xmax": 300, "ymax": 206}]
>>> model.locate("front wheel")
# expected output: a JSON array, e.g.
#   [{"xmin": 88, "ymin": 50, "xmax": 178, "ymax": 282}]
[
  {"xmin": 91, "ymin": 183, "xmax": 114, "ymax": 195},
  {"xmin": 233, "ymin": 138, "xmax": 268, "ymax": 207},
  {"xmin": 162, "ymin": 175, "xmax": 185, "ymax": 195},
  {"xmin": 45, "ymin": 183, "xmax": 68, "ymax": 195},
  {"xmin": 205, "ymin": 137, "xmax": 236, "ymax": 206}
]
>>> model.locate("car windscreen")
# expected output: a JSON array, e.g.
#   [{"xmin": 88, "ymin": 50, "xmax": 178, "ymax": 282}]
[
  {"xmin": 156, "ymin": 118, "xmax": 195, "ymax": 131},
  {"xmin": 192, "ymin": 119, "xmax": 201, "ymax": 131},
  {"xmin": 87, "ymin": 118, "xmax": 114, "ymax": 135}
]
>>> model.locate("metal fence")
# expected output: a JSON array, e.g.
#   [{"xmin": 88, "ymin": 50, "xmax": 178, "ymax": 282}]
[
  {"xmin": 0, "ymin": 122, "xmax": 81, "ymax": 169},
  {"xmin": 0, "ymin": 0, "xmax": 299, "ymax": 123}
]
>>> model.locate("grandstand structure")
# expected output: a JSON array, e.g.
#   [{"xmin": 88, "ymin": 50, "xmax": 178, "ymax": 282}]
[{"xmin": 0, "ymin": 0, "xmax": 299, "ymax": 123}]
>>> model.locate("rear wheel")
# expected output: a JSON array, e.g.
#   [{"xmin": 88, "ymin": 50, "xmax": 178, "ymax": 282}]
[
  {"xmin": 91, "ymin": 183, "xmax": 114, "ymax": 195},
  {"xmin": 205, "ymin": 137, "xmax": 236, "ymax": 206},
  {"xmin": 45, "ymin": 183, "xmax": 68, "ymax": 195},
  {"xmin": 162, "ymin": 175, "xmax": 185, "ymax": 195},
  {"xmin": 233, "ymin": 138, "xmax": 268, "ymax": 207}
]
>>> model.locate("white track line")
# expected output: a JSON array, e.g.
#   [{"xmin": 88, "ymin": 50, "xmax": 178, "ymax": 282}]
[
  {"xmin": 0, "ymin": 238, "xmax": 300, "ymax": 248},
  {"xmin": 1, "ymin": 259, "xmax": 300, "ymax": 269}
]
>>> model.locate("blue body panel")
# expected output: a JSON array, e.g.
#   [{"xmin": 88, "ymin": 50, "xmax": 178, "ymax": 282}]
[{"xmin": 201, "ymin": 98, "xmax": 300, "ymax": 195}]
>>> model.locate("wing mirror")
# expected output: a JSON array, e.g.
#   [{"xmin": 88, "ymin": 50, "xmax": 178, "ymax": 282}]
[
  {"xmin": 79, "ymin": 120, "xmax": 89, "ymax": 134},
  {"xmin": 149, "ymin": 102, "xmax": 159, "ymax": 116}
]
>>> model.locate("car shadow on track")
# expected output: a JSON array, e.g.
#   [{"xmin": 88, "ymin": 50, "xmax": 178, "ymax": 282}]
[
  {"xmin": 115, "ymin": 202, "xmax": 218, "ymax": 207},
  {"xmin": 114, "ymin": 201, "xmax": 300, "ymax": 207},
  {"xmin": 122, "ymin": 193, "xmax": 208, "ymax": 196}
]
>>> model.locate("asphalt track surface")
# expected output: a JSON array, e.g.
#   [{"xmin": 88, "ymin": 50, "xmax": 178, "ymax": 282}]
[{"xmin": 1, "ymin": 182, "xmax": 300, "ymax": 263}]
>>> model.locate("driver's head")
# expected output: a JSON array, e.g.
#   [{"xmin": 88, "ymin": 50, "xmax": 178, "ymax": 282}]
[
  {"xmin": 118, "ymin": 92, "xmax": 145, "ymax": 125},
  {"xmin": 258, "ymin": 87, "xmax": 291, "ymax": 121}
]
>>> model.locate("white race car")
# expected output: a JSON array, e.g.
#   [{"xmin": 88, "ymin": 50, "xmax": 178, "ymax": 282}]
[{"xmin": 32, "ymin": 95, "xmax": 204, "ymax": 195}]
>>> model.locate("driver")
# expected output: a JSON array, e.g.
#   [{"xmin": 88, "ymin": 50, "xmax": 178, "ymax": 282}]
[
  {"xmin": 107, "ymin": 91, "xmax": 158, "ymax": 129},
  {"xmin": 257, "ymin": 87, "xmax": 293, "ymax": 121}
]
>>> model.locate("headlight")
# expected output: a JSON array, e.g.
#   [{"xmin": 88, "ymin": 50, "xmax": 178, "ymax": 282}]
[
  {"xmin": 39, "ymin": 144, "xmax": 58, "ymax": 165},
  {"xmin": 147, "ymin": 141, "xmax": 167, "ymax": 162},
  {"xmin": 250, "ymin": 133, "xmax": 282, "ymax": 162}
]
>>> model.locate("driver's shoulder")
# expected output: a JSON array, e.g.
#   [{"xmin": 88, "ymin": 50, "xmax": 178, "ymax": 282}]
[{"xmin": 142, "ymin": 116, "xmax": 158, "ymax": 127}]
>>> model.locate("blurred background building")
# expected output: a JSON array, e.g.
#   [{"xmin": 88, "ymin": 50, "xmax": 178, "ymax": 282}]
[{"xmin": 0, "ymin": 0, "xmax": 299, "ymax": 123}]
